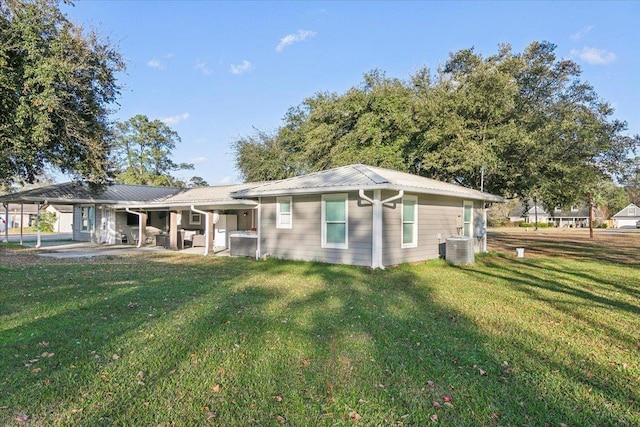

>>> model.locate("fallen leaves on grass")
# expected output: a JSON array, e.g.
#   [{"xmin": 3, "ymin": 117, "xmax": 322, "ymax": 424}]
[
  {"xmin": 276, "ymin": 415, "xmax": 287, "ymax": 424},
  {"xmin": 14, "ymin": 414, "xmax": 29, "ymax": 423},
  {"xmin": 349, "ymin": 410, "xmax": 361, "ymax": 422}
]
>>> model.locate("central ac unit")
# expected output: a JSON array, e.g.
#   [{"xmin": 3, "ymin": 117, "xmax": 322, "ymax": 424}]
[{"xmin": 445, "ymin": 236, "xmax": 475, "ymax": 265}]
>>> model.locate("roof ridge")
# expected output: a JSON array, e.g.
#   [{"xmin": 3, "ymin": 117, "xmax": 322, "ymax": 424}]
[{"xmin": 351, "ymin": 164, "xmax": 389, "ymax": 184}]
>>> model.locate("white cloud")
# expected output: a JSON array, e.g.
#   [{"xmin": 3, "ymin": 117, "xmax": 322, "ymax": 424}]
[
  {"xmin": 191, "ymin": 156, "xmax": 208, "ymax": 165},
  {"xmin": 229, "ymin": 60, "xmax": 253, "ymax": 75},
  {"xmin": 161, "ymin": 112, "xmax": 190, "ymax": 125},
  {"xmin": 147, "ymin": 58, "xmax": 164, "ymax": 70},
  {"xmin": 570, "ymin": 47, "xmax": 617, "ymax": 65},
  {"xmin": 195, "ymin": 60, "xmax": 212, "ymax": 75},
  {"xmin": 276, "ymin": 29, "xmax": 317, "ymax": 52},
  {"xmin": 570, "ymin": 25, "xmax": 594, "ymax": 41}
]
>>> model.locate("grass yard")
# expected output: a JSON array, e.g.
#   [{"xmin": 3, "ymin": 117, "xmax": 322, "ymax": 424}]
[{"xmin": 1, "ymin": 231, "xmax": 638, "ymax": 426}]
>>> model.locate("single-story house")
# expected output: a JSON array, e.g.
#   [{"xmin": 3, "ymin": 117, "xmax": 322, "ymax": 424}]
[
  {"xmin": 508, "ymin": 201, "xmax": 594, "ymax": 227},
  {"xmin": 1, "ymin": 164, "xmax": 504, "ymax": 268},
  {"xmin": 3, "ymin": 203, "xmax": 40, "ymax": 229},
  {"xmin": 611, "ymin": 203, "xmax": 640, "ymax": 228},
  {"xmin": 45, "ymin": 204, "xmax": 74, "ymax": 233}
]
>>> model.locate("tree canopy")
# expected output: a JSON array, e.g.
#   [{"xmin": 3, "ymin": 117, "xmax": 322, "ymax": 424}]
[
  {"xmin": 111, "ymin": 114, "xmax": 194, "ymax": 186},
  {"xmin": 233, "ymin": 41, "xmax": 638, "ymax": 212},
  {"xmin": 0, "ymin": 0, "xmax": 124, "ymax": 186}
]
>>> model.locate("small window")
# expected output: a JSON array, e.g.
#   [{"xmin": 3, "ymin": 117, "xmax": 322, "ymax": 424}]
[
  {"xmin": 80, "ymin": 206, "xmax": 95, "ymax": 232},
  {"xmin": 190, "ymin": 212, "xmax": 201, "ymax": 225},
  {"xmin": 463, "ymin": 201, "xmax": 473, "ymax": 237},
  {"xmin": 276, "ymin": 197, "xmax": 292, "ymax": 229},
  {"xmin": 629, "ymin": 206, "xmax": 637, "ymax": 216},
  {"xmin": 402, "ymin": 195, "xmax": 418, "ymax": 248},
  {"xmin": 322, "ymin": 194, "xmax": 348, "ymax": 249}
]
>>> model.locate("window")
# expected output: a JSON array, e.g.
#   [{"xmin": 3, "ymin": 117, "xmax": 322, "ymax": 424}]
[
  {"xmin": 276, "ymin": 197, "xmax": 292, "ymax": 229},
  {"xmin": 629, "ymin": 206, "xmax": 637, "ymax": 216},
  {"xmin": 463, "ymin": 201, "xmax": 473, "ymax": 237},
  {"xmin": 190, "ymin": 212, "xmax": 201, "ymax": 225},
  {"xmin": 80, "ymin": 206, "xmax": 95, "ymax": 233},
  {"xmin": 402, "ymin": 195, "xmax": 418, "ymax": 248},
  {"xmin": 322, "ymin": 194, "xmax": 348, "ymax": 249}
]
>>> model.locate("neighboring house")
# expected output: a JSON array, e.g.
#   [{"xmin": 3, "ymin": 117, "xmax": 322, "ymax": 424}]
[
  {"xmin": 1, "ymin": 164, "xmax": 503, "ymax": 268},
  {"xmin": 508, "ymin": 201, "xmax": 593, "ymax": 227},
  {"xmin": 507, "ymin": 202, "xmax": 550, "ymax": 224},
  {"xmin": 45, "ymin": 204, "xmax": 74, "ymax": 233},
  {"xmin": 2, "ymin": 203, "xmax": 41, "ymax": 228},
  {"xmin": 611, "ymin": 203, "xmax": 640, "ymax": 228}
]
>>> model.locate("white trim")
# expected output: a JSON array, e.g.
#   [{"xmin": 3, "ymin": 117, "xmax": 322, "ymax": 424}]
[
  {"xmin": 80, "ymin": 205, "xmax": 95, "ymax": 234},
  {"xmin": 321, "ymin": 193, "xmax": 348, "ymax": 249},
  {"xmin": 190, "ymin": 206, "xmax": 210, "ymax": 256},
  {"xmin": 190, "ymin": 212, "xmax": 202, "ymax": 225},
  {"xmin": 463, "ymin": 201, "xmax": 473, "ymax": 237},
  {"xmin": 401, "ymin": 195, "xmax": 418, "ymax": 248},
  {"xmin": 276, "ymin": 196, "xmax": 292, "ymax": 229}
]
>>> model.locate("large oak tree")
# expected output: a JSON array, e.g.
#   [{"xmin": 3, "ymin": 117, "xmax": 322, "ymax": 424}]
[{"xmin": 0, "ymin": 0, "xmax": 124, "ymax": 186}]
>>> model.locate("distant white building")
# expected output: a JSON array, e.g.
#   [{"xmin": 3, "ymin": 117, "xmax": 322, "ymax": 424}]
[{"xmin": 611, "ymin": 203, "xmax": 640, "ymax": 228}]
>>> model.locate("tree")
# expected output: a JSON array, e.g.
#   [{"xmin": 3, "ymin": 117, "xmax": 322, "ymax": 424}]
[
  {"xmin": 621, "ymin": 154, "xmax": 640, "ymax": 205},
  {"xmin": 0, "ymin": 0, "xmax": 124, "ymax": 186},
  {"xmin": 188, "ymin": 176, "xmax": 208, "ymax": 187},
  {"xmin": 111, "ymin": 114, "xmax": 194, "ymax": 186},
  {"xmin": 232, "ymin": 41, "xmax": 638, "ymax": 238}
]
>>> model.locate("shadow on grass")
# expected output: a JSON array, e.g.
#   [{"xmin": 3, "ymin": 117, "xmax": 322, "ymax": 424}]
[{"xmin": 1, "ymin": 251, "xmax": 638, "ymax": 425}]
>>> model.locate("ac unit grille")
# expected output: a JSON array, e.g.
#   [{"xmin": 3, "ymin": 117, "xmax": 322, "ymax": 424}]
[{"xmin": 445, "ymin": 237, "xmax": 475, "ymax": 265}]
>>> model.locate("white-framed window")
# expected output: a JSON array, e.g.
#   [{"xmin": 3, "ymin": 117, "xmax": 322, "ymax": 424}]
[
  {"xmin": 402, "ymin": 195, "xmax": 418, "ymax": 248},
  {"xmin": 463, "ymin": 201, "xmax": 473, "ymax": 237},
  {"xmin": 629, "ymin": 206, "xmax": 637, "ymax": 216},
  {"xmin": 80, "ymin": 205, "xmax": 95, "ymax": 233},
  {"xmin": 322, "ymin": 194, "xmax": 348, "ymax": 249},
  {"xmin": 190, "ymin": 212, "xmax": 201, "ymax": 225},
  {"xmin": 276, "ymin": 196, "xmax": 292, "ymax": 229}
]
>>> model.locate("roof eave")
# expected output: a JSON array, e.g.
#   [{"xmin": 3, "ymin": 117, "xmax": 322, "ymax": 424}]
[{"xmin": 234, "ymin": 184, "xmax": 505, "ymax": 202}]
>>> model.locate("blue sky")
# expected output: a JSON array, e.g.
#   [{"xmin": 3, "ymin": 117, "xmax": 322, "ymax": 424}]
[{"xmin": 62, "ymin": 1, "xmax": 639, "ymax": 185}]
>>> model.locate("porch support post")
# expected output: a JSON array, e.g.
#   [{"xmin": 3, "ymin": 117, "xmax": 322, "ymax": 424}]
[
  {"xmin": 35, "ymin": 202, "xmax": 42, "ymax": 249},
  {"xmin": 20, "ymin": 203, "xmax": 24, "ymax": 246},
  {"xmin": 256, "ymin": 199, "xmax": 262, "ymax": 260},
  {"xmin": 2, "ymin": 202, "xmax": 8, "ymax": 243},
  {"xmin": 168, "ymin": 211, "xmax": 178, "ymax": 250}
]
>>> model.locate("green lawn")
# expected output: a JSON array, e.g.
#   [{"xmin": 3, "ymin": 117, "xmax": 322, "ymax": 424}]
[{"xmin": 1, "ymin": 238, "xmax": 638, "ymax": 426}]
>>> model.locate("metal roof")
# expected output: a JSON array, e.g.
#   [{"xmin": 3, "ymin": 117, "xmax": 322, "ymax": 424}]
[
  {"xmin": 232, "ymin": 164, "xmax": 504, "ymax": 202},
  {"xmin": 0, "ymin": 182, "xmax": 181, "ymax": 204}
]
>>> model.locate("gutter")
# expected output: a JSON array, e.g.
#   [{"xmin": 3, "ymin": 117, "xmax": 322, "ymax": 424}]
[
  {"xmin": 190, "ymin": 206, "xmax": 211, "ymax": 256},
  {"xmin": 125, "ymin": 208, "xmax": 144, "ymax": 248},
  {"xmin": 359, "ymin": 189, "xmax": 404, "ymax": 269}
]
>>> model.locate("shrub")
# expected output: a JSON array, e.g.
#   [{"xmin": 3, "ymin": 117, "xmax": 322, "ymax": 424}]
[{"xmin": 519, "ymin": 222, "xmax": 533, "ymax": 228}]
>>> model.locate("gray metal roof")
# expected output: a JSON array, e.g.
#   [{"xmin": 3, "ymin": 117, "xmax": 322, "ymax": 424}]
[
  {"xmin": 0, "ymin": 182, "xmax": 181, "ymax": 204},
  {"xmin": 232, "ymin": 164, "xmax": 504, "ymax": 202}
]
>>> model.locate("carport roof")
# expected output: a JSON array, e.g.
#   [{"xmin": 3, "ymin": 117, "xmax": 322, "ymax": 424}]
[{"xmin": 0, "ymin": 182, "xmax": 181, "ymax": 204}]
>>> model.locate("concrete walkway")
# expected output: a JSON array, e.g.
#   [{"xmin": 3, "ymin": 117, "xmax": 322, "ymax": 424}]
[{"xmin": 26, "ymin": 241, "xmax": 229, "ymax": 259}]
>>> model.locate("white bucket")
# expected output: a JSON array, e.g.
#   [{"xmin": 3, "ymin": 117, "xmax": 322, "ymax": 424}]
[{"xmin": 516, "ymin": 248, "xmax": 525, "ymax": 258}]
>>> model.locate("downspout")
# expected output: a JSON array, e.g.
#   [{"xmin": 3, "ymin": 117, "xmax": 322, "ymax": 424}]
[
  {"xmin": 190, "ymin": 206, "xmax": 210, "ymax": 256},
  {"xmin": 125, "ymin": 208, "xmax": 144, "ymax": 248},
  {"xmin": 256, "ymin": 198, "xmax": 262, "ymax": 260},
  {"xmin": 359, "ymin": 189, "xmax": 404, "ymax": 269}
]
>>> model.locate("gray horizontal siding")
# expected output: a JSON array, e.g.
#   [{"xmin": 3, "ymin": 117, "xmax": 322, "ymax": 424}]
[
  {"xmin": 383, "ymin": 195, "xmax": 482, "ymax": 267},
  {"xmin": 260, "ymin": 193, "xmax": 373, "ymax": 266}
]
